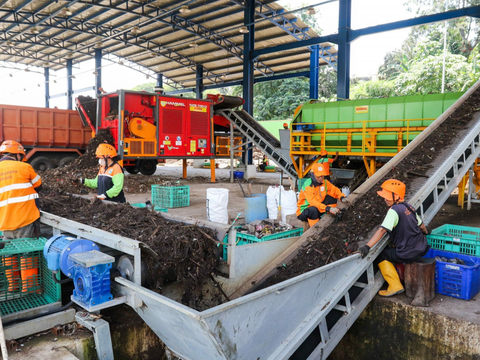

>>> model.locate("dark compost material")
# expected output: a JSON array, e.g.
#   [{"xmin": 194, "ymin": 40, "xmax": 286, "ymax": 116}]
[
  {"xmin": 39, "ymin": 194, "xmax": 220, "ymax": 310},
  {"xmin": 264, "ymin": 90, "xmax": 480, "ymax": 287}
]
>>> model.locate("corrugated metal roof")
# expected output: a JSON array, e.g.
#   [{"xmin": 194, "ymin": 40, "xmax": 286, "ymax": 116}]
[{"xmin": 0, "ymin": 0, "xmax": 337, "ymax": 89}]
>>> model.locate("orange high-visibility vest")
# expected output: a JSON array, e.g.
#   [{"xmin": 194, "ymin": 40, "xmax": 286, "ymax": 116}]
[{"xmin": 0, "ymin": 159, "xmax": 41, "ymax": 230}]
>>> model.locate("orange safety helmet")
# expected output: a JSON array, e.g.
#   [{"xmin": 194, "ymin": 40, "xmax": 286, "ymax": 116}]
[
  {"xmin": 283, "ymin": 122, "xmax": 289, "ymax": 129},
  {"xmin": 312, "ymin": 163, "xmax": 330, "ymax": 177},
  {"xmin": 320, "ymin": 150, "xmax": 328, "ymax": 156},
  {"xmin": 0, "ymin": 140, "xmax": 26, "ymax": 155},
  {"xmin": 95, "ymin": 143, "xmax": 117, "ymax": 158},
  {"xmin": 377, "ymin": 179, "xmax": 406, "ymax": 202}
]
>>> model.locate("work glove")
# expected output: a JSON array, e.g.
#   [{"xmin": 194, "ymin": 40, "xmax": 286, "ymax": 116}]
[
  {"xmin": 359, "ymin": 245, "xmax": 371, "ymax": 258},
  {"xmin": 328, "ymin": 207, "xmax": 340, "ymax": 215},
  {"xmin": 341, "ymin": 196, "xmax": 348, "ymax": 203},
  {"xmin": 97, "ymin": 194, "xmax": 107, "ymax": 200},
  {"xmin": 72, "ymin": 178, "xmax": 83, "ymax": 185}
]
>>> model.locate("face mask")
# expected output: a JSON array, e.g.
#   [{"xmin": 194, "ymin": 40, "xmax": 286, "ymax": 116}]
[{"xmin": 98, "ymin": 158, "xmax": 106, "ymax": 166}]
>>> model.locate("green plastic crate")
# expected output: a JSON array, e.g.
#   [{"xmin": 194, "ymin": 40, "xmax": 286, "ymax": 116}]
[
  {"xmin": 131, "ymin": 203, "xmax": 168, "ymax": 212},
  {"xmin": 427, "ymin": 224, "xmax": 480, "ymax": 257},
  {"xmin": 0, "ymin": 237, "xmax": 61, "ymax": 316},
  {"xmin": 151, "ymin": 185, "xmax": 190, "ymax": 208},
  {"xmin": 222, "ymin": 227, "xmax": 303, "ymax": 261}
]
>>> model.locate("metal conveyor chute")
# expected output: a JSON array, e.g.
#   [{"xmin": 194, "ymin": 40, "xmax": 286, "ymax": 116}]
[
  {"xmin": 217, "ymin": 109, "xmax": 298, "ymax": 179},
  {"xmin": 80, "ymin": 80, "xmax": 480, "ymax": 359}
]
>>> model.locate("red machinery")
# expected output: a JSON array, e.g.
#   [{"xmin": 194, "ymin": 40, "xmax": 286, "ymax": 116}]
[{"xmin": 76, "ymin": 90, "xmax": 239, "ymax": 175}]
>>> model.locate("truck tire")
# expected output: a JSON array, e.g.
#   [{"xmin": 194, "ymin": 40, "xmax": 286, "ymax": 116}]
[
  {"xmin": 139, "ymin": 160, "xmax": 157, "ymax": 176},
  {"xmin": 58, "ymin": 156, "xmax": 77, "ymax": 167},
  {"xmin": 125, "ymin": 166, "xmax": 140, "ymax": 174},
  {"xmin": 30, "ymin": 156, "xmax": 54, "ymax": 172}
]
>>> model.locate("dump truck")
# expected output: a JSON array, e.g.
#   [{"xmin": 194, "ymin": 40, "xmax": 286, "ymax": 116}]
[{"xmin": 0, "ymin": 103, "xmax": 92, "ymax": 171}]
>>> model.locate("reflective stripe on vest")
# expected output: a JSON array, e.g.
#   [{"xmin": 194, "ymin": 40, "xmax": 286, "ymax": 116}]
[
  {"xmin": 0, "ymin": 182, "xmax": 34, "ymax": 194},
  {"xmin": 0, "ymin": 193, "xmax": 39, "ymax": 208}
]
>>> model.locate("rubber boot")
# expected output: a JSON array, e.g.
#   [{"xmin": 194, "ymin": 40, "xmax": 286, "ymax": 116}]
[
  {"xmin": 378, "ymin": 260, "xmax": 404, "ymax": 297},
  {"xmin": 307, "ymin": 218, "xmax": 319, "ymax": 227}
]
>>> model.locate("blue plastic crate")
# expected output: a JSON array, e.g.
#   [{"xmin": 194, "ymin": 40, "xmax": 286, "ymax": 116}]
[{"xmin": 425, "ymin": 249, "xmax": 480, "ymax": 300}]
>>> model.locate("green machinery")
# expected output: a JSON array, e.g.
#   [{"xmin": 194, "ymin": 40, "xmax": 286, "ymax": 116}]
[{"xmin": 289, "ymin": 92, "xmax": 463, "ymax": 178}]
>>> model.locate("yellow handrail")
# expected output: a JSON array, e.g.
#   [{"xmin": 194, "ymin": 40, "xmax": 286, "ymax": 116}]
[{"xmin": 289, "ymin": 117, "xmax": 435, "ymax": 177}]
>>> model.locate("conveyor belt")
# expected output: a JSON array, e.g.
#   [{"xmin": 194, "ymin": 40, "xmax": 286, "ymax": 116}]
[
  {"xmin": 217, "ymin": 109, "xmax": 297, "ymax": 178},
  {"xmin": 84, "ymin": 81, "xmax": 480, "ymax": 360}
]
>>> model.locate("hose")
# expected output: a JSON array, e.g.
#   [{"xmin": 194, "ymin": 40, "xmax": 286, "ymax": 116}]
[
  {"xmin": 3, "ymin": 301, "xmax": 75, "ymax": 327},
  {"xmin": 52, "ymin": 272, "xmax": 73, "ymax": 284}
]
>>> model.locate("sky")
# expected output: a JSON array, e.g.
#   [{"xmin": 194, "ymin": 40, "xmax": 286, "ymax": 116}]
[{"xmin": 0, "ymin": 0, "xmax": 417, "ymax": 108}]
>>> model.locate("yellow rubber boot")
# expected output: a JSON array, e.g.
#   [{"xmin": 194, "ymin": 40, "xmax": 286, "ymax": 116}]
[{"xmin": 378, "ymin": 260, "xmax": 404, "ymax": 297}]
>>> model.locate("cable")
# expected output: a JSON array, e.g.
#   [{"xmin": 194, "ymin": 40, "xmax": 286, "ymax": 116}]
[{"xmin": 52, "ymin": 272, "xmax": 73, "ymax": 284}]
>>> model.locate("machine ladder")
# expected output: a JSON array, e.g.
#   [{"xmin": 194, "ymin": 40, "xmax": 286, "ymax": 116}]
[{"xmin": 217, "ymin": 109, "xmax": 298, "ymax": 179}]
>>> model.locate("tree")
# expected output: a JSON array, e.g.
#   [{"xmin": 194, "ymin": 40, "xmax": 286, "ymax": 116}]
[
  {"xmin": 350, "ymin": 80, "xmax": 396, "ymax": 99},
  {"xmin": 404, "ymin": 0, "xmax": 480, "ymax": 58},
  {"xmin": 131, "ymin": 82, "xmax": 176, "ymax": 93},
  {"xmin": 393, "ymin": 53, "xmax": 474, "ymax": 95}
]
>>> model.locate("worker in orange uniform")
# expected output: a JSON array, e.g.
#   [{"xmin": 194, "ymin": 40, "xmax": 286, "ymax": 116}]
[
  {"xmin": 76, "ymin": 144, "xmax": 126, "ymax": 203},
  {"xmin": 0, "ymin": 140, "xmax": 42, "ymax": 241},
  {"xmin": 359, "ymin": 179, "xmax": 430, "ymax": 297},
  {"xmin": 296, "ymin": 163, "xmax": 348, "ymax": 227},
  {"xmin": 318, "ymin": 150, "xmax": 339, "ymax": 165}
]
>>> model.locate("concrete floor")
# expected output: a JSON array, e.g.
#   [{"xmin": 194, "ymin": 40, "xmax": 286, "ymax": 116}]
[{"xmin": 125, "ymin": 165, "xmax": 286, "ymax": 223}]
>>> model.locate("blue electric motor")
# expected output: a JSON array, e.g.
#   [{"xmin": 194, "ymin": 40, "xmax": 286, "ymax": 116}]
[{"xmin": 44, "ymin": 235, "xmax": 114, "ymax": 311}]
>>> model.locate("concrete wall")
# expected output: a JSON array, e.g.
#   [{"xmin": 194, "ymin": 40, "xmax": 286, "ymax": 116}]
[{"xmin": 329, "ymin": 297, "xmax": 480, "ymax": 360}]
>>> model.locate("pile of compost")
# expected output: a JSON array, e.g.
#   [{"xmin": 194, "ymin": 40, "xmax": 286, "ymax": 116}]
[
  {"xmin": 39, "ymin": 193, "xmax": 221, "ymax": 310},
  {"xmin": 40, "ymin": 129, "xmax": 114, "ymax": 194},
  {"xmin": 40, "ymin": 129, "xmax": 166, "ymax": 194},
  {"xmin": 264, "ymin": 90, "xmax": 480, "ymax": 287}
]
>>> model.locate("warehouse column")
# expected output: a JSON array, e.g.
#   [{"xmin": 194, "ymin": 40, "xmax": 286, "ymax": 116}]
[
  {"xmin": 196, "ymin": 65, "xmax": 204, "ymax": 99},
  {"xmin": 44, "ymin": 67, "xmax": 50, "ymax": 108},
  {"xmin": 95, "ymin": 49, "xmax": 102, "ymax": 95},
  {"xmin": 337, "ymin": 0, "xmax": 351, "ymax": 100},
  {"xmin": 309, "ymin": 45, "xmax": 320, "ymax": 99},
  {"xmin": 243, "ymin": 0, "xmax": 255, "ymax": 165},
  {"xmin": 156, "ymin": 73, "xmax": 163, "ymax": 89},
  {"xmin": 67, "ymin": 59, "xmax": 73, "ymax": 110}
]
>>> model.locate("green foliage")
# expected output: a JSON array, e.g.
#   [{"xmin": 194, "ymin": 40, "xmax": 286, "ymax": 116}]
[
  {"xmin": 227, "ymin": 67, "xmax": 336, "ymax": 120},
  {"xmin": 131, "ymin": 82, "xmax": 155, "ymax": 92},
  {"xmin": 404, "ymin": 0, "xmax": 480, "ymax": 57},
  {"xmin": 350, "ymin": 80, "xmax": 396, "ymax": 100},
  {"xmin": 253, "ymin": 77, "xmax": 310, "ymax": 120},
  {"xmin": 393, "ymin": 53, "xmax": 475, "ymax": 95},
  {"xmin": 131, "ymin": 82, "xmax": 176, "ymax": 93}
]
